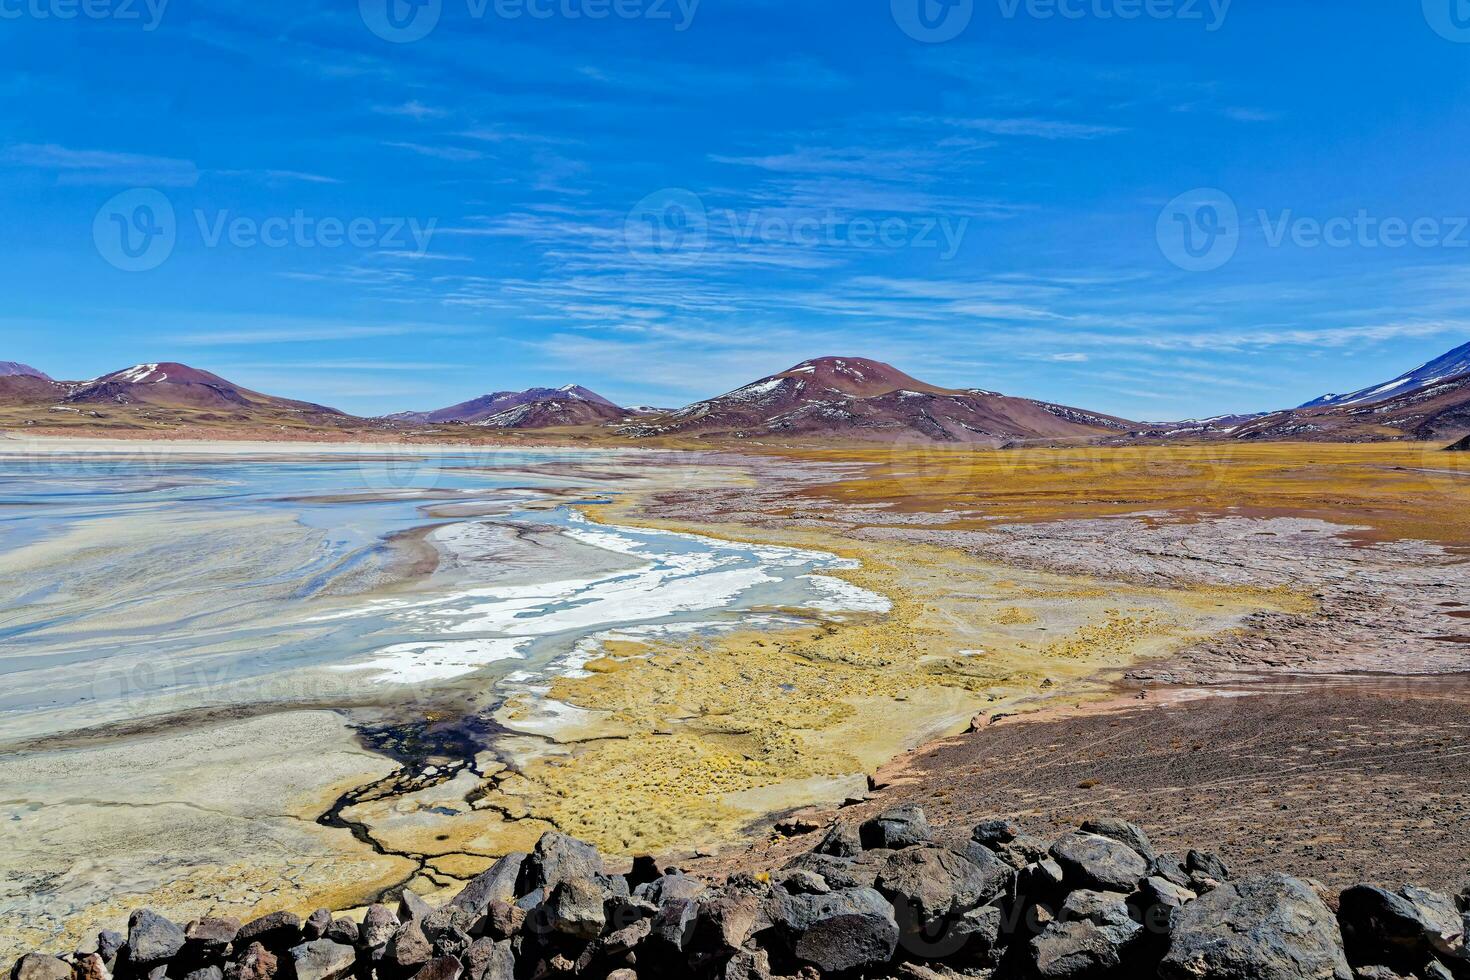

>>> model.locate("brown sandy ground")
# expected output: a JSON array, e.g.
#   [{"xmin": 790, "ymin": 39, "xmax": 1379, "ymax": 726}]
[{"xmin": 699, "ymin": 674, "xmax": 1470, "ymax": 894}]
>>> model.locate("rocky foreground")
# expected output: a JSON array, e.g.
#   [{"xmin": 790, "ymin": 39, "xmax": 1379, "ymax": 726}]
[{"xmin": 12, "ymin": 809, "xmax": 1469, "ymax": 980}]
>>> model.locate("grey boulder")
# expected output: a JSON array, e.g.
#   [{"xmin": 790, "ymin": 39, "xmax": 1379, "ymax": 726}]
[
  {"xmin": 1159, "ymin": 873, "xmax": 1352, "ymax": 980},
  {"xmin": 774, "ymin": 887, "xmax": 899, "ymax": 974},
  {"xmin": 1080, "ymin": 817, "xmax": 1158, "ymax": 862},
  {"xmin": 860, "ymin": 805, "xmax": 932, "ymax": 850},
  {"xmin": 875, "ymin": 846, "xmax": 1013, "ymax": 930},
  {"xmin": 451, "ymin": 854, "xmax": 527, "ymax": 914},
  {"xmin": 288, "ymin": 941, "xmax": 357, "ymax": 980},
  {"xmin": 463, "ymin": 938, "xmax": 514, "ymax": 980},
  {"xmin": 1050, "ymin": 833, "xmax": 1149, "ymax": 894},
  {"xmin": 523, "ymin": 833, "xmax": 606, "ymax": 893},
  {"xmin": 1031, "ymin": 890, "xmax": 1143, "ymax": 979},
  {"xmin": 1338, "ymin": 884, "xmax": 1466, "ymax": 971},
  {"xmin": 128, "ymin": 909, "xmax": 187, "ymax": 966},
  {"xmin": 545, "ymin": 877, "xmax": 607, "ymax": 940}
]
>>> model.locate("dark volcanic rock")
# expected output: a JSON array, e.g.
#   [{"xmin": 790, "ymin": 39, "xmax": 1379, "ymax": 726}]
[
  {"xmin": 389, "ymin": 921, "xmax": 433, "ymax": 970},
  {"xmin": 1444, "ymin": 435, "xmax": 1470, "ymax": 451},
  {"xmin": 1339, "ymin": 884, "xmax": 1467, "ymax": 972},
  {"xmin": 184, "ymin": 917, "xmax": 240, "ymax": 958},
  {"xmin": 360, "ymin": 905, "xmax": 398, "ymax": 952},
  {"xmin": 634, "ymin": 872, "xmax": 706, "ymax": 905},
  {"xmin": 773, "ymin": 887, "xmax": 899, "ymax": 974},
  {"xmin": 462, "ymin": 939, "xmax": 514, "ymax": 980},
  {"xmin": 972, "ymin": 818, "xmax": 1022, "ymax": 848},
  {"xmin": 410, "ymin": 956, "xmax": 463, "ymax": 980},
  {"xmin": 1031, "ymin": 890, "xmax": 1143, "ymax": 978},
  {"xmin": 1050, "ymin": 833, "xmax": 1149, "ymax": 894},
  {"xmin": 97, "ymin": 931, "xmax": 126, "ymax": 965},
  {"xmin": 451, "ymin": 855, "xmax": 527, "ymax": 914},
  {"xmin": 181, "ymin": 967, "xmax": 223, "ymax": 980},
  {"xmin": 322, "ymin": 919, "xmax": 358, "ymax": 948},
  {"xmin": 859, "ymin": 805, "xmax": 932, "ymax": 850},
  {"xmin": 523, "ymin": 833, "xmax": 606, "ymax": 893},
  {"xmin": 287, "ymin": 941, "xmax": 356, "ymax": 980},
  {"xmin": 128, "ymin": 910, "xmax": 187, "ymax": 966},
  {"xmin": 303, "ymin": 910, "xmax": 331, "ymax": 942},
  {"xmin": 1186, "ymin": 850, "xmax": 1230, "ymax": 884},
  {"xmin": 398, "ymin": 892, "xmax": 432, "ymax": 924},
  {"xmin": 874, "ymin": 846, "xmax": 1012, "ymax": 931},
  {"xmin": 236, "ymin": 912, "xmax": 301, "ymax": 952},
  {"xmin": 814, "ymin": 822, "xmax": 863, "ymax": 858},
  {"xmin": 1159, "ymin": 873, "xmax": 1352, "ymax": 980},
  {"xmin": 650, "ymin": 897, "xmax": 699, "ymax": 952},
  {"xmin": 545, "ymin": 878, "xmax": 607, "ymax": 940},
  {"xmin": 1080, "ymin": 817, "xmax": 1158, "ymax": 862}
]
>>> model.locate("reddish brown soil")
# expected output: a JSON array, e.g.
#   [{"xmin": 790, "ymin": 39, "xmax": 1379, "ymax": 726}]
[{"xmin": 696, "ymin": 675, "xmax": 1470, "ymax": 894}]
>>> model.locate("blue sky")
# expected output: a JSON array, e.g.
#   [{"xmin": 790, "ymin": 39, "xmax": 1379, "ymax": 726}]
[{"xmin": 4, "ymin": 0, "xmax": 1470, "ymax": 420}]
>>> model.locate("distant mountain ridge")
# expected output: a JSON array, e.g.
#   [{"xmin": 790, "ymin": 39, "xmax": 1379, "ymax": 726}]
[
  {"xmin": 1301, "ymin": 341, "xmax": 1470, "ymax": 408},
  {"xmin": 6, "ymin": 346, "xmax": 1470, "ymax": 444},
  {"xmin": 620, "ymin": 356, "xmax": 1136, "ymax": 445},
  {"xmin": 392, "ymin": 384, "xmax": 624, "ymax": 425},
  {"xmin": 0, "ymin": 362, "xmax": 50, "ymax": 380}
]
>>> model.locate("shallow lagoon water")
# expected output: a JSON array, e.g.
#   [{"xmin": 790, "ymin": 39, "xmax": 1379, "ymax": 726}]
[{"xmin": 0, "ymin": 449, "xmax": 886, "ymax": 740}]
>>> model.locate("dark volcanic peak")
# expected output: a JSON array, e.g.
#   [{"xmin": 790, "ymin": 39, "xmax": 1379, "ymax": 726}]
[
  {"xmin": 624, "ymin": 355, "xmax": 1135, "ymax": 445},
  {"xmin": 475, "ymin": 396, "xmax": 628, "ymax": 430},
  {"xmin": 1236, "ymin": 370, "xmax": 1470, "ymax": 442},
  {"xmin": 394, "ymin": 385, "xmax": 622, "ymax": 425},
  {"xmin": 0, "ymin": 361, "xmax": 50, "ymax": 380},
  {"xmin": 66, "ymin": 362, "xmax": 345, "ymax": 416},
  {"xmin": 1301, "ymin": 339, "xmax": 1470, "ymax": 408}
]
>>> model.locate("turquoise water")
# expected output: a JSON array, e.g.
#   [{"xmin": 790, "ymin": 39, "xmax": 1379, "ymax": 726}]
[{"xmin": 0, "ymin": 450, "xmax": 881, "ymax": 739}]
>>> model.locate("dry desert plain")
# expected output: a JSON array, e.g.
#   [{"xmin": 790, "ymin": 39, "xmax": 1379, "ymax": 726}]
[{"xmin": 3, "ymin": 438, "xmax": 1469, "ymax": 960}]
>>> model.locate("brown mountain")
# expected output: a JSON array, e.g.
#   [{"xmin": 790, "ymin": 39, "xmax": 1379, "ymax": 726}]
[
  {"xmin": 0, "ymin": 361, "xmax": 50, "ymax": 380},
  {"xmin": 0, "ymin": 362, "xmax": 354, "ymax": 435},
  {"xmin": 391, "ymin": 385, "xmax": 623, "ymax": 425},
  {"xmin": 66, "ymin": 363, "xmax": 343, "ymax": 415},
  {"xmin": 1232, "ymin": 372, "xmax": 1470, "ymax": 442},
  {"xmin": 0, "ymin": 374, "xmax": 63, "ymax": 406},
  {"xmin": 475, "ymin": 397, "xmax": 630, "ymax": 430},
  {"xmin": 620, "ymin": 356, "xmax": 1135, "ymax": 445}
]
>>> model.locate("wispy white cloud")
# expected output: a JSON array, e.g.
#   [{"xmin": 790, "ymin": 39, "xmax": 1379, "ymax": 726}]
[
  {"xmin": 374, "ymin": 100, "xmax": 448, "ymax": 120},
  {"xmin": 942, "ymin": 117, "xmax": 1126, "ymax": 140},
  {"xmin": 3, "ymin": 143, "xmax": 199, "ymax": 186},
  {"xmin": 384, "ymin": 141, "xmax": 486, "ymax": 162}
]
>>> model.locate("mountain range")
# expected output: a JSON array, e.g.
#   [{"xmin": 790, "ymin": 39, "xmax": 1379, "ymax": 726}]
[
  {"xmin": 620, "ymin": 357, "xmax": 1132, "ymax": 445},
  {"xmin": 3, "ymin": 344, "xmax": 1469, "ymax": 444}
]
